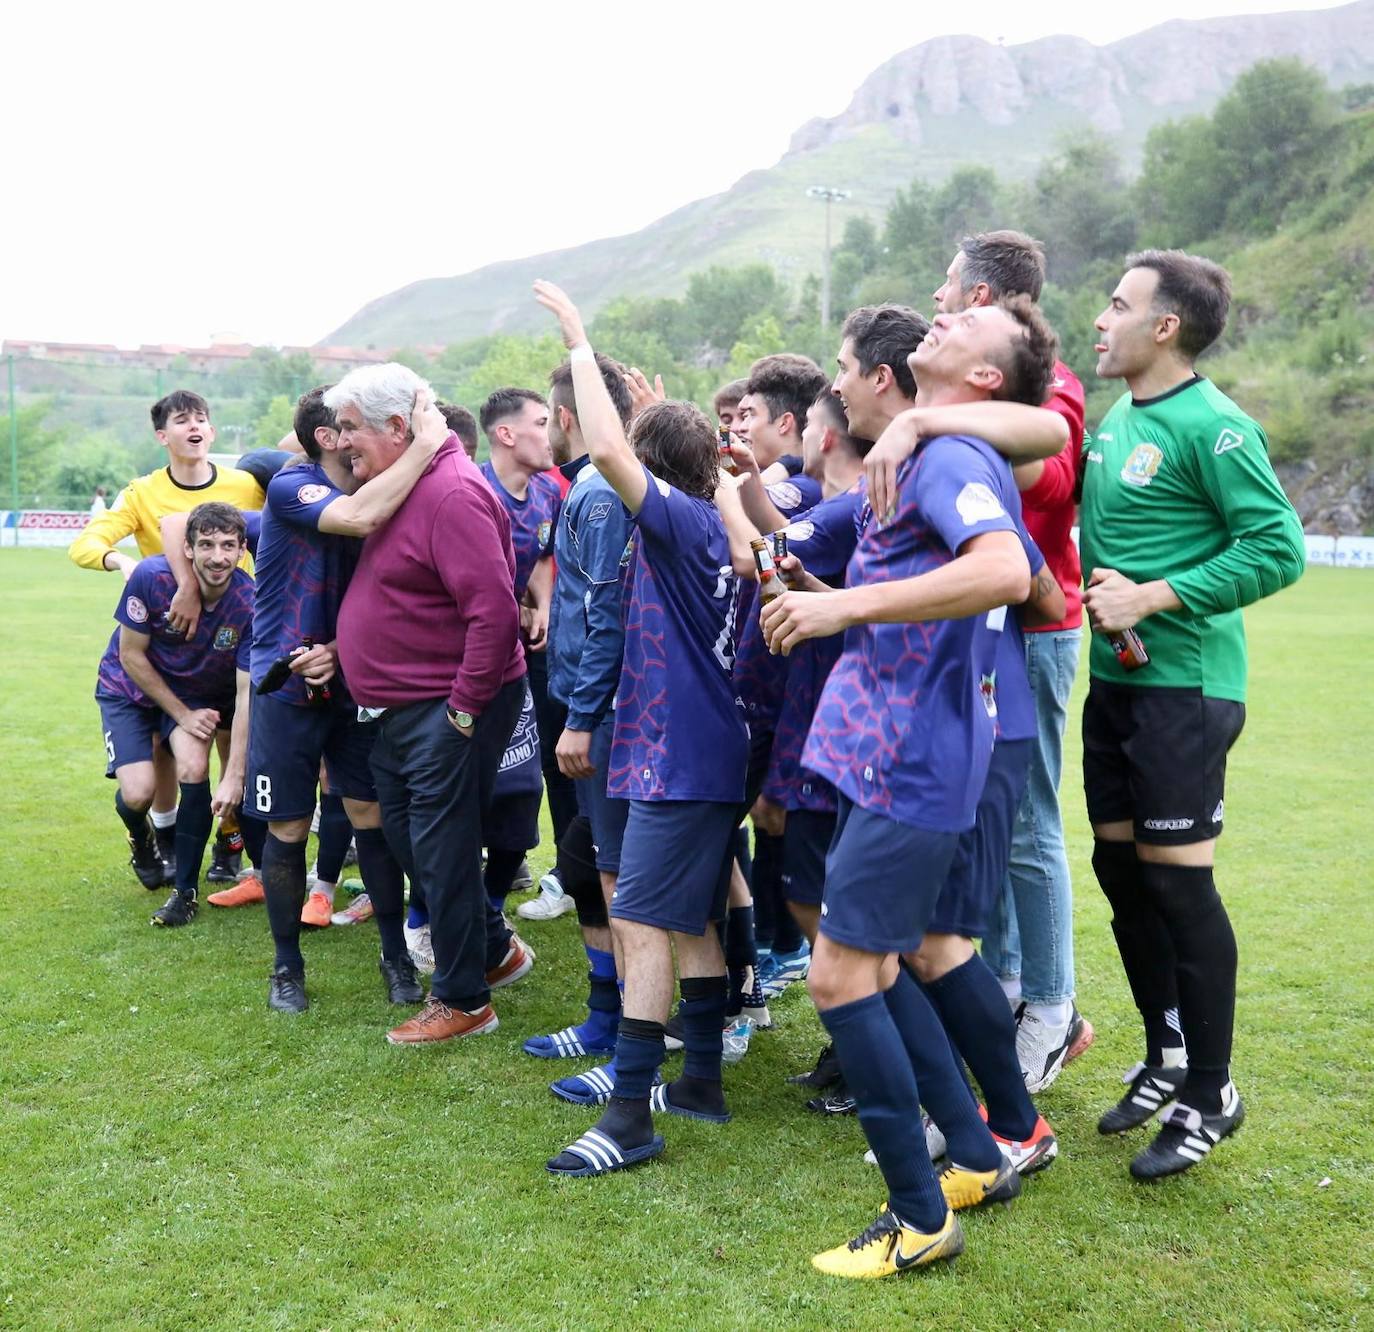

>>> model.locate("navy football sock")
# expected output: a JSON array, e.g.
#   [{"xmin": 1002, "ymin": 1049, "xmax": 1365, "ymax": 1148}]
[
  {"xmin": 114, "ymin": 790, "xmax": 151, "ymax": 839},
  {"xmin": 238, "ymin": 812, "xmax": 267, "ymax": 871},
  {"xmin": 353, "ymin": 826, "xmax": 406, "ymax": 961},
  {"xmin": 665, "ymin": 975, "xmax": 729, "ymax": 1117},
  {"xmin": 578, "ymin": 946, "xmax": 620, "ymax": 1045},
  {"xmin": 820, "ymin": 992, "xmax": 948, "ymax": 1234},
  {"xmin": 483, "ymin": 846, "xmax": 525, "ymax": 916},
  {"xmin": 883, "ymin": 968, "xmax": 1001, "ymax": 1171},
  {"xmin": 263, "ymin": 833, "xmax": 308, "ymax": 972},
  {"xmin": 923, "ymin": 955, "xmax": 1039, "ymax": 1142},
  {"xmin": 173, "ymin": 781, "xmax": 212, "ymax": 900},
  {"xmin": 593, "ymin": 1017, "xmax": 664, "ymax": 1148},
  {"xmin": 314, "ymin": 792, "xmax": 351, "ymax": 885}
]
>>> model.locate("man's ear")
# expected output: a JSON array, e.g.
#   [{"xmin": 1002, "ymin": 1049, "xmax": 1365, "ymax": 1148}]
[
  {"xmin": 777, "ymin": 411, "xmax": 798, "ymax": 440},
  {"xmin": 967, "ymin": 362, "xmax": 1003, "ymax": 394},
  {"xmin": 1155, "ymin": 312, "xmax": 1181, "ymax": 347}
]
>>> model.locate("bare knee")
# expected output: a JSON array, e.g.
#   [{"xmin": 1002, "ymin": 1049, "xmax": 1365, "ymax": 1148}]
[
  {"xmin": 907, "ymin": 932, "xmax": 974, "ymax": 984},
  {"xmin": 269, "ymin": 816, "xmax": 312, "ymax": 844},
  {"xmin": 117, "ymin": 767, "xmax": 156, "ymax": 810}
]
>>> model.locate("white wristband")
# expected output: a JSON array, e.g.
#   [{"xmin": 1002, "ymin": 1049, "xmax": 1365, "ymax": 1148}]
[{"xmin": 569, "ymin": 343, "xmax": 595, "ymax": 364}]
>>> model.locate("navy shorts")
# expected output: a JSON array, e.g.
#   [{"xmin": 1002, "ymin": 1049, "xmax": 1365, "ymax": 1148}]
[
  {"xmin": 99, "ymin": 693, "xmax": 231, "ymax": 776},
  {"xmin": 98, "ymin": 694, "xmax": 161, "ymax": 776},
  {"xmin": 574, "ymin": 713, "xmax": 628, "ymax": 873},
  {"xmin": 781, "ymin": 808, "xmax": 837, "ymax": 907},
  {"xmin": 248, "ymin": 692, "xmax": 376, "ymax": 821},
  {"xmin": 819, "ymin": 795, "xmax": 960, "ymax": 954},
  {"xmin": 610, "ymin": 800, "xmax": 737, "ymax": 935},
  {"xmin": 928, "ymin": 739, "xmax": 1033, "ymax": 938},
  {"xmin": 485, "ymin": 791, "xmax": 541, "ymax": 854}
]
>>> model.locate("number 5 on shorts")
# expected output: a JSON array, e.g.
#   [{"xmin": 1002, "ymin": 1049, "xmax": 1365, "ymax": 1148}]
[{"xmin": 255, "ymin": 774, "xmax": 272, "ymax": 813}]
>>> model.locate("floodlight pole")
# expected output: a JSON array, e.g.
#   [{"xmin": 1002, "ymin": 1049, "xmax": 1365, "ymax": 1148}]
[
  {"xmin": 7, "ymin": 355, "xmax": 17, "ymax": 545},
  {"xmin": 807, "ymin": 186, "xmax": 852, "ymax": 344}
]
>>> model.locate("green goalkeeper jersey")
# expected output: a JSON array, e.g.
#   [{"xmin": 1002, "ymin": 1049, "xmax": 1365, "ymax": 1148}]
[{"xmin": 1079, "ymin": 375, "xmax": 1305, "ymax": 702}]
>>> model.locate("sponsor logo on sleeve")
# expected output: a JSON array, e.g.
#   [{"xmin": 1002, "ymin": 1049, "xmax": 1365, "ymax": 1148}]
[
  {"xmin": 587, "ymin": 501, "xmax": 611, "ymax": 523},
  {"xmin": 1121, "ymin": 443, "xmax": 1164, "ymax": 486},
  {"xmin": 1214, "ymin": 428, "xmax": 1244, "ymax": 456},
  {"xmin": 653, "ymin": 477, "xmax": 672, "ymax": 498},
  {"xmin": 786, "ymin": 520, "xmax": 815, "ymax": 543},
  {"xmin": 955, "ymin": 482, "xmax": 1007, "ymax": 526},
  {"xmin": 296, "ymin": 483, "xmax": 331, "ymax": 504},
  {"xmin": 125, "ymin": 595, "xmax": 148, "ymax": 623}
]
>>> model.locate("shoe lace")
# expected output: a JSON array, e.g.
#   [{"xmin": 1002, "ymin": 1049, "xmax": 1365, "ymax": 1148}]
[
  {"xmin": 416, "ymin": 998, "xmax": 455, "ymax": 1026},
  {"xmin": 848, "ymin": 1210, "xmax": 900, "ymax": 1252}
]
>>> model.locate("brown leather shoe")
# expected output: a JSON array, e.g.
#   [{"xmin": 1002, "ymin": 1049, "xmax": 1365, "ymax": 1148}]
[
  {"xmin": 486, "ymin": 938, "xmax": 535, "ymax": 990},
  {"xmin": 386, "ymin": 997, "xmax": 499, "ymax": 1045}
]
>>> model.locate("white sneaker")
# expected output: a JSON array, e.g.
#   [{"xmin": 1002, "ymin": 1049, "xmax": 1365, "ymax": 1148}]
[
  {"xmin": 516, "ymin": 874, "xmax": 574, "ymax": 920},
  {"xmin": 404, "ymin": 921, "xmax": 435, "ymax": 975},
  {"xmin": 1017, "ymin": 1007, "xmax": 1078, "ymax": 1093},
  {"xmin": 864, "ymin": 1113, "xmax": 946, "ymax": 1165}
]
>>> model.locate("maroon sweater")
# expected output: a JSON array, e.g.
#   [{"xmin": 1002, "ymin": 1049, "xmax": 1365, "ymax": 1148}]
[{"xmin": 338, "ymin": 436, "xmax": 525, "ymax": 713}]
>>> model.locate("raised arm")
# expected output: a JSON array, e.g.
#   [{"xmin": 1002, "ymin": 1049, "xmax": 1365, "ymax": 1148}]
[
  {"xmin": 315, "ymin": 392, "xmax": 448, "ymax": 537},
  {"xmin": 534, "ymin": 281, "xmax": 648, "ymax": 515}
]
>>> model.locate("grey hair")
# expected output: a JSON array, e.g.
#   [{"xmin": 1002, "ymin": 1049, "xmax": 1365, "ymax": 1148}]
[{"xmin": 323, "ymin": 362, "xmax": 432, "ymax": 431}]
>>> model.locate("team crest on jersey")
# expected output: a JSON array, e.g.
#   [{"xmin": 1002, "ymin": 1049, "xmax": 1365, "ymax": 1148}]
[
  {"xmin": 955, "ymin": 482, "xmax": 1007, "ymax": 526},
  {"xmin": 213, "ymin": 625, "xmax": 240, "ymax": 652},
  {"xmin": 537, "ymin": 520, "xmax": 552, "ymax": 547},
  {"xmin": 1121, "ymin": 444, "xmax": 1164, "ymax": 486},
  {"xmin": 1214, "ymin": 429, "xmax": 1244, "ymax": 456},
  {"xmin": 125, "ymin": 595, "xmax": 148, "ymax": 624},
  {"xmin": 620, "ymin": 535, "xmax": 636, "ymax": 567},
  {"xmin": 296, "ymin": 483, "xmax": 332, "ymax": 504},
  {"xmin": 979, "ymin": 672, "xmax": 999, "ymax": 718}
]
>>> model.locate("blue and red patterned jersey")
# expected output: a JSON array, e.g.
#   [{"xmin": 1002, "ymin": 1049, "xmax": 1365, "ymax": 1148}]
[
  {"xmin": 96, "ymin": 555, "xmax": 253, "ymax": 708},
  {"xmin": 480, "ymin": 462, "xmax": 561, "ymax": 602},
  {"xmin": 732, "ymin": 472, "xmax": 824, "ymax": 729},
  {"xmin": 761, "ymin": 483, "xmax": 866, "ymax": 813},
  {"xmin": 973, "ymin": 514, "xmax": 1044, "ymax": 746},
  {"xmin": 251, "ymin": 462, "xmax": 360, "ymax": 707},
  {"xmin": 607, "ymin": 466, "xmax": 748, "ymax": 804},
  {"xmin": 802, "ymin": 436, "xmax": 1021, "ymax": 832}
]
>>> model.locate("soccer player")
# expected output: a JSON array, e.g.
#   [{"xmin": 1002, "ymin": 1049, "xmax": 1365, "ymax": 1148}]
[
  {"xmin": 334, "ymin": 365, "xmax": 532, "ymax": 1045},
  {"xmin": 71, "ymin": 390, "xmax": 265, "ymax": 883},
  {"xmin": 761, "ymin": 297, "xmax": 1061, "ymax": 1277},
  {"xmin": 525, "ymin": 355, "xmax": 638, "ymax": 1097},
  {"xmin": 94, "ymin": 502, "xmax": 254, "ymax": 925},
  {"xmin": 930, "ymin": 230, "xmax": 1094, "ymax": 1091},
  {"xmin": 713, "ymin": 378, "xmax": 748, "ymax": 434},
  {"xmin": 438, "ymin": 403, "xmax": 480, "ymax": 461},
  {"xmin": 247, "ymin": 383, "xmax": 449, "ymax": 1015},
  {"xmin": 478, "ymin": 388, "xmax": 577, "ymax": 882},
  {"xmin": 1080, "ymin": 250, "xmax": 1304, "ymax": 1178},
  {"xmin": 535, "ymin": 281, "xmax": 748, "ymax": 1179}
]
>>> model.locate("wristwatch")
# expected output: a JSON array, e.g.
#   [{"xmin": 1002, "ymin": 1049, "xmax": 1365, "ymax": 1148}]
[{"xmin": 447, "ymin": 706, "xmax": 475, "ymax": 729}]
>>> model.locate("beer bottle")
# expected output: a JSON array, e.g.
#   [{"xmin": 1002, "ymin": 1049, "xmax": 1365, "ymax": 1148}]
[
  {"xmin": 1107, "ymin": 627, "xmax": 1150, "ymax": 672},
  {"xmin": 751, "ymin": 537, "xmax": 787, "ymax": 605},
  {"xmin": 771, "ymin": 529, "xmax": 796, "ymax": 588},
  {"xmin": 718, "ymin": 426, "xmax": 739, "ymax": 477},
  {"xmin": 300, "ymin": 637, "xmax": 334, "ymax": 706}
]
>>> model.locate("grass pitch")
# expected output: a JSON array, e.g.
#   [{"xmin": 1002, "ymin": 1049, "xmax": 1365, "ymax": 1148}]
[{"xmin": 1, "ymin": 552, "xmax": 1371, "ymax": 1330}]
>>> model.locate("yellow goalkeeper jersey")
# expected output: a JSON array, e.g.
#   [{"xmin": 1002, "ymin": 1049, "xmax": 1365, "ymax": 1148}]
[{"xmin": 68, "ymin": 464, "xmax": 265, "ymax": 572}]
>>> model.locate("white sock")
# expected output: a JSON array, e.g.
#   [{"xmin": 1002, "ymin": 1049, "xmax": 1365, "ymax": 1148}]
[
  {"xmin": 312, "ymin": 879, "xmax": 337, "ymax": 905},
  {"xmin": 999, "ymin": 976, "xmax": 1022, "ymax": 1004},
  {"xmin": 1161, "ymin": 1046, "xmax": 1188, "ymax": 1069},
  {"xmin": 1026, "ymin": 1000, "xmax": 1072, "ymax": 1028},
  {"xmin": 150, "ymin": 807, "xmax": 178, "ymax": 829}
]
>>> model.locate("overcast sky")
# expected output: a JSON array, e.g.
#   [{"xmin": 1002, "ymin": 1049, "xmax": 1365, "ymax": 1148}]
[{"xmin": 1, "ymin": 0, "xmax": 1342, "ymax": 348}]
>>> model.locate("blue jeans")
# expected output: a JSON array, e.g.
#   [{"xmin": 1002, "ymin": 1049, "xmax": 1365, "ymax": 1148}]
[{"xmin": 982, "ymin": 627, "xmax": 1081, "ymax": 1006}]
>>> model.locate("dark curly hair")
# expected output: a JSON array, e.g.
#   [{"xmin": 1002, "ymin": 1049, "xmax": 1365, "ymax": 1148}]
[
  {"xmin": 630, "ymin": 400, "xmax": 719, "ymax": 500},
  {"xmin": 990, "ymin": 295, "xmax": 1060, "ymax": 407}
]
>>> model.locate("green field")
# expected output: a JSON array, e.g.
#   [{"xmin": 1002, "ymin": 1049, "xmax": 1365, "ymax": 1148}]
[{"xmin": 1, "ymin": 553, "xmax": 1371, "ymax": 1331}]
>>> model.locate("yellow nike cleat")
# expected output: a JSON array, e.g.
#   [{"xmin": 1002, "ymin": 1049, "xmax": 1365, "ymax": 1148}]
[
  {"xmin": 811, "ymin": 1207, "xmax": 963, "ymax": 1278},
  {"xmin": 938, "ymin": 1155, "xmax": 1022, "ymax": 1211}
]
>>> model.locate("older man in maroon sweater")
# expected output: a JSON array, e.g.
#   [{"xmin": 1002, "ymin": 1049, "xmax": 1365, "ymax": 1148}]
[{"xmin": 332, "ymin": 364, "xmax": 533, "ymax": 1045}]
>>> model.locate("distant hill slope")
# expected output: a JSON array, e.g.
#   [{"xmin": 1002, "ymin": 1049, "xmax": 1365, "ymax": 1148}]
[{"xmin": 323, "ymin": 2, "xmax": 1374, "ymax": 348}]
